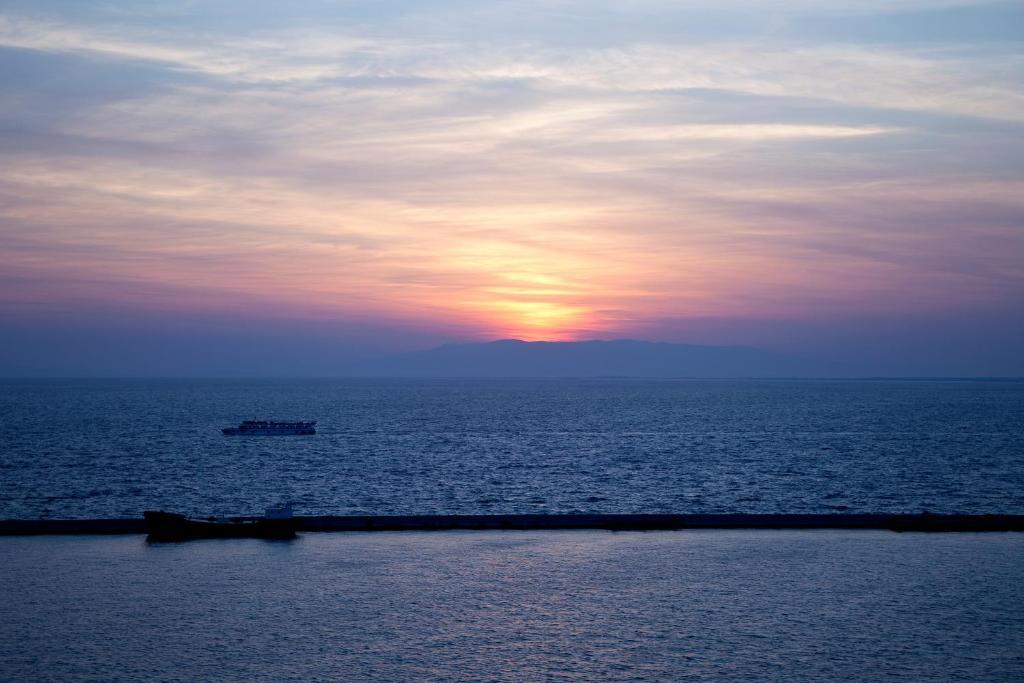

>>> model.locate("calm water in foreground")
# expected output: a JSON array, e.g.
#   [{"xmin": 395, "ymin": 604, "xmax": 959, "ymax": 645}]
[
  {"xmin": 1, "ymin": 531, "xmax": 1022, "ymax": 681},
  {"xmin": 1, "ymin": 379, "xmax": 1022, "ymax": 518}
]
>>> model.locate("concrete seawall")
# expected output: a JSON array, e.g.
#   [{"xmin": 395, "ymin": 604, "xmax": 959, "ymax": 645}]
[{"xmin": 1, "ymin": 513, "xmax": 1023, "ymax": 536}]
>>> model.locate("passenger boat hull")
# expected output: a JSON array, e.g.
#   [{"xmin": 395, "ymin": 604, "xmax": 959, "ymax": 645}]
[
  {"xmin": 144, "ymin": 511, "xmax": 299, "ymax": 541},
  {"xmin": 221, "ymin": 427, "xmax": 315, "ymax": 435},
  {"xmin": 221, "ymin": 420, "xmax": 317, "ymax": 436}
]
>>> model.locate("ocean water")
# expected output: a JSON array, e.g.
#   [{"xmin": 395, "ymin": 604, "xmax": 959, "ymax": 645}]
[
  {"xmin": 1, "ymin": 531, "xmax": 1022, "ymax": 681},
  {"xmin": 0, "ymin": 379, "xmax": 1022, "ymax": 519}
]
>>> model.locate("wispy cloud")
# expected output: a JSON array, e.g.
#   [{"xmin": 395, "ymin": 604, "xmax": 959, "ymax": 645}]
[{"xmin": 0, "ymin": 1, "xmax": 1022, "ymax": 344}]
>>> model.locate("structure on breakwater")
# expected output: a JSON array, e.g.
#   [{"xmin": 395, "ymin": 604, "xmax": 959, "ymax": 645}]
[{"xmin": 1, "ymin": 512, "xmax": 1022, "ymax": 536}]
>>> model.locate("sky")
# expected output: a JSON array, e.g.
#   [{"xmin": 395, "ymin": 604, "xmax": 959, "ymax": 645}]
[{"xmin": 0, "ymin": 0, "xmax": 1022, "ymax": 376}]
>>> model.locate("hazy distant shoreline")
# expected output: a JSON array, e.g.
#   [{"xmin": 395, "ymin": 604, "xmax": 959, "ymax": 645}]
[{"xmin": 3, "ymin": 375, "xmax": 1023, "ymax": 381}]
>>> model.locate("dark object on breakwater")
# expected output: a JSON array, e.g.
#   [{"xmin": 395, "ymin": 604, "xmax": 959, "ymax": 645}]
[
  {"xmin": 222, "ymin": 420, "xmax": 316, "ymax": 435},
  {"xmin": 2, "ymin": 513, "xmax": 1023, "ymax": 536},
  {"xmin": 143, "ymin": 511, "xmax": 299, "ymax": 541}
]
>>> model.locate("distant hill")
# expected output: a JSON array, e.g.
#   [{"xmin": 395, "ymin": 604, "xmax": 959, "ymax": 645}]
[{"xmin": 342, "ymin": 339, "xmax": 814, "ymax": 378}]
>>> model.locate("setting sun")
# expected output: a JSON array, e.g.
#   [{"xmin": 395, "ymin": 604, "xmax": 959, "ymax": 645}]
[{"xmin": 473, "ymin": 299, "xmax": 592, "ymax": 341}]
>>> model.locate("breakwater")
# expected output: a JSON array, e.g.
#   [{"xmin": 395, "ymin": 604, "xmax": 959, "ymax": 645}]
[{"xmin": 1, "ymin": 513, "xmax": 1023, "ymax": 536}]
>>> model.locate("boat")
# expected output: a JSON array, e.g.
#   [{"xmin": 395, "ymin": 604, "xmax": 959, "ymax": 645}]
[
  {"xmin": 144, "ymin": 504, "xmax": 300, "ymax": 541},
  {"xmin": 221, "ymin": 420, "xmax": 316, "ymax": 436}
]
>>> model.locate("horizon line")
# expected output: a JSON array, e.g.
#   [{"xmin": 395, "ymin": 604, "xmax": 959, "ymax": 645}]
[{"xmin": 2, "ymin": 375, "xmax": 1022, "ymax": 382}]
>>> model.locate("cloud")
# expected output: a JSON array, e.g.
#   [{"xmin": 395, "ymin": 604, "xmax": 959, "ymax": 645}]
[{"xmin": 0, "ymin": 1, "xmax": 1021, "ymax": 351}]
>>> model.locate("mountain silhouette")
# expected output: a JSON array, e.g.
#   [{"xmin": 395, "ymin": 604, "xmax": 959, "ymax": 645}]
[{"xmin": 343, "ymin": 339, "xmax": 813, "ymax": 378}]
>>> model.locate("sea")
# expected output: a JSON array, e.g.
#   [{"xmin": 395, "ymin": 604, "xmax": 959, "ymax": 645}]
[
  {"xmin": 2, "ymin": 378, "xmax": 1024, "ymax": 681},
  {"xmin": 2, "ymin": 531, "xmax": 1022, "ymax": 681},
  {"xmin": 1, "ymin": 378, "xmax": 1023, "ymax": 519}
]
